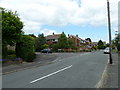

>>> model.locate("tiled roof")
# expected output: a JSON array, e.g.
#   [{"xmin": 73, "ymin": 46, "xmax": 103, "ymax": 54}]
[
  {"xmin": 69, "ymin": 35, "xmax": 85, "ymax": 41},
  {"xmin": 46, "ymin": 34, "xmax": 61, "ymax": 39}
]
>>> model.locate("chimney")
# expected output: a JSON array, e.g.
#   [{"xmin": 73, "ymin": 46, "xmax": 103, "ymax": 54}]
[
  {"xmin": 76, "ymin": 34, "xmax": 78, "ymax": 37},
  {"xmin": 68, "ymin": 34, "xmax": 69, "ymax": 37},
  {"xmin": 53, "ymin": 32, "xmax": 54, "ymax": 35}
]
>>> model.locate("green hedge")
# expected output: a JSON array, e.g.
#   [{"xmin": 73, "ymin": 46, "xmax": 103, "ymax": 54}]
[
  {"xmin": 7, "ymin": 54, "xmax": 16, "ymax": 60},
  {"xmin": 8, "ymin": 50, "xmax": 15, "ymax": 55},
  {"xmin": 2, "ymin": 44, "xmax": 8, "ymax": 59},
  {"xmin": 16, "ymin": 35, "xmax": 36, "ymax": 62}
]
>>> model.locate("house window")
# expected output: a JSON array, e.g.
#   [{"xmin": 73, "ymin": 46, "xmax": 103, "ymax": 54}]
[
  {"xmin": 55, "ymin": 39, "xmax": 58, "ymax": 42},
  {"xmin": 52, "ymin": 39, "xmax": 55, "ymax": 41},
  {"xmin": 47, "ymin": 39, "xmax": 50, "ymax": 41}
]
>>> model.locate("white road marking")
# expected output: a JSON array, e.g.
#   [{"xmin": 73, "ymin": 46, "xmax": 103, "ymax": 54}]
[
  {"xmin": 30, "ymin": 65, "xmax": 72, "ymax": 83},
  {"xmin": 80, "ymin": 53, "xmax": 90, "ymax": 56}
]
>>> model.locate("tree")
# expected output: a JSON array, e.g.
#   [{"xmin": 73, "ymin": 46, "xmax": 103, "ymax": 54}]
[
  {"xmin": 57, "ymin": 33, "xmax": 68, "ymax": 49},
  {"xmin": 35, "ymin": 34, "xmax": 46, "ymax": 51},
  {"xmin": 97, "ymin": 40, "xmax": 105, "ymax": 49},
  {"xmin": 113, "ymin": 34, "xmax": 120, "ymax": 51},
  {"xmin": 68, "ymin": 39, "xmax": 75, "ymax": 49},
  {"xmin": 42, "ymin": 44, "xmax": 49, "ymax": 49},
  {"xmin": 1, "ymin": 7, "xmax": 23, "ymax": 58},
  {"xmin": 16, "ymin": 35, "xmax": 36, "ymax": 62},
  {"xmin": 1, "ymin": 7, "xmax": 23, "ymax": 45},
  {"xmin": 98, "ymin": 40, "xmax": 103, "ymax": 46},
  {"xmin": 85, "ymin": 38, "xmax": 92, "ymax": 42},
  {"xmin": 29, "ymin": 34, "xmax": 36, "ymax": 38}
]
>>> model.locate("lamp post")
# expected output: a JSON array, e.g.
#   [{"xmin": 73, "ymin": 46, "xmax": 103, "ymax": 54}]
[{"xmin": 107, "ymin": 0, "xmax": 113, "ymax": 64}]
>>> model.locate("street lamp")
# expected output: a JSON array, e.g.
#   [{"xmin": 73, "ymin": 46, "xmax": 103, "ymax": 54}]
[{"xmin": 107, "ymin": 0, "xmax": 113, "ymax": 64}]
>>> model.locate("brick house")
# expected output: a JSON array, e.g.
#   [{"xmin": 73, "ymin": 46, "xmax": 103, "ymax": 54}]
[
  {"xmin": 46, "ymin": 32, "xmax": 62, "ymax": 48},
  {"xmin": 68, "ymin": 34, "xmax": 86, "ymax": 47}
]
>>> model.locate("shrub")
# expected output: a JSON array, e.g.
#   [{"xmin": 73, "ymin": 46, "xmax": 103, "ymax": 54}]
[
  {"xmin": 16, "ymin": 35, "xmax": 36, "ymax": 62},
  {"xmin": 8, "ymin": 50, "xmax": 15, "ymax": 55},
  {"xmin": 2, "ymin": 44, "xmax": 8, "ymax": 59},
  {"xmin": 42, "ymin": 44, "xmax": 49, "ymax": 49},
  {"xmin": 26, "ymin": 53, "xmax": 36, "ymax": 62},
  {"xmin": 53, "ymin": 44, "xmax": 59, "ymax": 52},
  {"xmin": 7, "ymin": 54, "xmax": 16, "ymax": 60}
]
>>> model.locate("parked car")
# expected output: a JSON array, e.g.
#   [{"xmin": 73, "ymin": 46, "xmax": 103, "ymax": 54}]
[
  {"xmin": 104, "ymin": 47, "xmax": 110, "ymax": 54},
  {"xmin": 41, "ymin": 49, "xmax": 52, "ymax": 53}
]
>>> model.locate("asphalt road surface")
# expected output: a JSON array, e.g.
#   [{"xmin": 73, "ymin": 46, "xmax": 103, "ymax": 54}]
[{"xmin": 2, "ymin": 50, "xmax": 108, "ymax": 88}]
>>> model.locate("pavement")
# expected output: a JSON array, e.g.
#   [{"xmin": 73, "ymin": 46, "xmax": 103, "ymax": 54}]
[
  {"xmin": 2, "ymin": 50, "xmax": 109, "ymax": 88},
  {"xmin": 96, "ymin": 51, "xmax": 119, "ymax": 88}
]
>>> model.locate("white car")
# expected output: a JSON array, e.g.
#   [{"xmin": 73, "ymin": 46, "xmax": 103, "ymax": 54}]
[{"xmin": 104, "ymin": 47, "xmax": 110, "ymax": 54}]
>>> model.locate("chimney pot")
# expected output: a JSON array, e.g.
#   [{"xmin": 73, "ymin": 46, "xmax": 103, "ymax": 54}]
[{"xmin": 68, "ymin": 34, "xmax": 69, "ymax": 37}]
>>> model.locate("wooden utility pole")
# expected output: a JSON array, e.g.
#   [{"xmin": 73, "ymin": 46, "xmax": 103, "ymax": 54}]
[{"xmin": 107, "ymin": 0, "xmax": 113, "ymax": 64}]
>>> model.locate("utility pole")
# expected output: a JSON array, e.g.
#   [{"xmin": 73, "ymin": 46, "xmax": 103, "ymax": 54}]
[{"xmin": 107, "ymin": 0, "xmax": 113, "ymax": 64}]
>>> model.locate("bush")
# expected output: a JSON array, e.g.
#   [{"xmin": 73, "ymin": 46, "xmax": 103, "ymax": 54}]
[
  {"xmin": 26, "ymin": 53, "xmax": 36, "ymax": 62},
  {"xmin": 16, "ymin": 35, "xmax": 36, "ymax": 62},
  {"xmin": 97, "ymin": 45, "xmax": 105, "ymax": 49},
  {"xmin": 8, "ymin": 50, "xmax": 15, "ymax": 55},
  {"xmin": 52, "ymin": 44, "xmax": 59, "ymax": 52},
  {"xmin": 2, "ymin": 44, "xmax": 8, "ymax": 59},
  {"xmin": 7, "ymin": 54, "xmax": 16, "ymax": 60},
  {"xmin": 85, "ymin": 49, "xmax": 91, "ymax": 52}
]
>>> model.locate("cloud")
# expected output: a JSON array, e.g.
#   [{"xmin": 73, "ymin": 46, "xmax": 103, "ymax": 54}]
[
  {"xmin": 40, "ymin": 28, "xmax": 58, "ymax": 36},
  {"xmin": 0, "ymin": 0, "xmax": 119, "ymax": 35}
]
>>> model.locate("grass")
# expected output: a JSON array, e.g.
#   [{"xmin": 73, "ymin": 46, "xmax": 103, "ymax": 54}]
[{"xmin": 112, "ymin": 49, "xmax": 118, "ymax": 52}]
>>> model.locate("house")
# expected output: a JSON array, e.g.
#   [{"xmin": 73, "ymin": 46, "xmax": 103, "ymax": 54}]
[
  {"xmin": 46, "ymin": 32, "xmax": 62, "ymax": 47},
  {"xmin": 68, "ymin": 34, "xmax": 86, "ymax": 47},
  {"xmin": 85, "ymin": 40, "xmax": 91, "ymax": 46},
  {"xmin": 91, "ymin": 42, "xmax": 98, "ymax": 47}
]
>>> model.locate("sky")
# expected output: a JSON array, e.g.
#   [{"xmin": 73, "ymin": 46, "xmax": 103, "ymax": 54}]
[{"xmin": 0, "ymin": 0, "xmax": 119, "ymax": 42}]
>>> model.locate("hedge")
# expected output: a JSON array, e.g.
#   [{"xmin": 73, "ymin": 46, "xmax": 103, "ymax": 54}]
[{"xmin": 16, "ymin": 35, "xmax": 36, "ymax": 62}]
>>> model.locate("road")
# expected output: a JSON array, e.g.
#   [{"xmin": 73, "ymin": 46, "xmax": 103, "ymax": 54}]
[{"xmin": 2, "ymin": 50, "xmax": 108, "ymax": 88}]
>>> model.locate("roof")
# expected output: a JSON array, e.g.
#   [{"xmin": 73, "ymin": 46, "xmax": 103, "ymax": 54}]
[
  {"xmin": 69, "ymin": 35, "xmax": 85, "ymax": 41},
  {"xmin": 46, "ymin": 34, "xmax": 61, "ymax": 40}
]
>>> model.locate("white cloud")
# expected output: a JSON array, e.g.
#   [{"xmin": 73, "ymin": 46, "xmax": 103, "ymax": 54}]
[
  {"xmin": 0, "ymin": 0, "xmax": 119, "ymax": 36},
  {"xmin": 40, "ymin": 28, "xmax": 58, "ymax": 36}
]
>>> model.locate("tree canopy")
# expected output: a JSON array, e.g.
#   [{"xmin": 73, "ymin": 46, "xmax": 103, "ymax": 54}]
[
  {"xmin": 113, "ymin": 34, "xmax": 120, "ymax": 51},
  {"xmin": 98, "ymin": 40, "xmax": 104, "ymax": 46},
  {"xmin": 1, "ymin": 7, "xmax": 23, "ymax": 45},
  {"xmin": 85, "ymin": 38, "xmax": 92, "ymax": 42},
  {"xmin": 57, "ymin": 33, "xmax": 68, "ymax": 49},
  {"xmin": 35, "ymin": 34, "xmax": 46, "ymax": 51},
  {"xmin": 97, "ymin": 40, "xmax": 105, "ymax": 49}
]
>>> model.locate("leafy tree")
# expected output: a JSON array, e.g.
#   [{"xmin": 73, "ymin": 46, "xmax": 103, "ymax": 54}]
[
  {"xmin": 113, "ymin": 34, "xmax": 120, "ymax": 51},
  {"xmin": 35, "ymin": 34, "xmax": 46, "ymax": 51},
  {"xmin": 57, "ymin": 33, "xmax": 68, "ymax": 49},
  {"xmin": 1, "ymin": 7, "xmax": 23, "ymax": 45},
  {"xmin": 85, "ymin": 38, "xmax": 92, "ymax": 42},
  {"xmin": 1, "ymin": 7, "xmax": 23, "ymax": 58},
  {"xmin": 52, "ymin": 44, "xmax": 59, "ymax": 52},
  {"xmin": 29, "ymin": 34, "xmax": 36, "ymax": 38},
  {"xmin": 105, "ymin": 43, "xmax": 110, "ymax": 47},
  {"xmin": 16, "ymin": 35, "xmax": 36, "ymax": 62},
  {"xmin": 68, "ymin": 39, "xmax": 75, "ymax": 49},
  {"xmin": 42, "ymin": 44, "xmax": 49, "ymax": 49},
  {"xmin": 97, "ymin": 40, "xmax": 105, "ymax": 49},
  {"xmin": 98, "ymin": 40, "xmax": 103, "ymax": 46}
]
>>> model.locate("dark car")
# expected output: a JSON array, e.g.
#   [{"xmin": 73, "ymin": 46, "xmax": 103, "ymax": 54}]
[{"xmin": 41, "ymin": 49, "xmax": 52, "ymax": 53}]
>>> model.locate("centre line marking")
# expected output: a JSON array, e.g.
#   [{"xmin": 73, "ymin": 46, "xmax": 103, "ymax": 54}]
[{"xmin": 30, "ymin": 65, "xmax": 72, "ymax": 83}]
